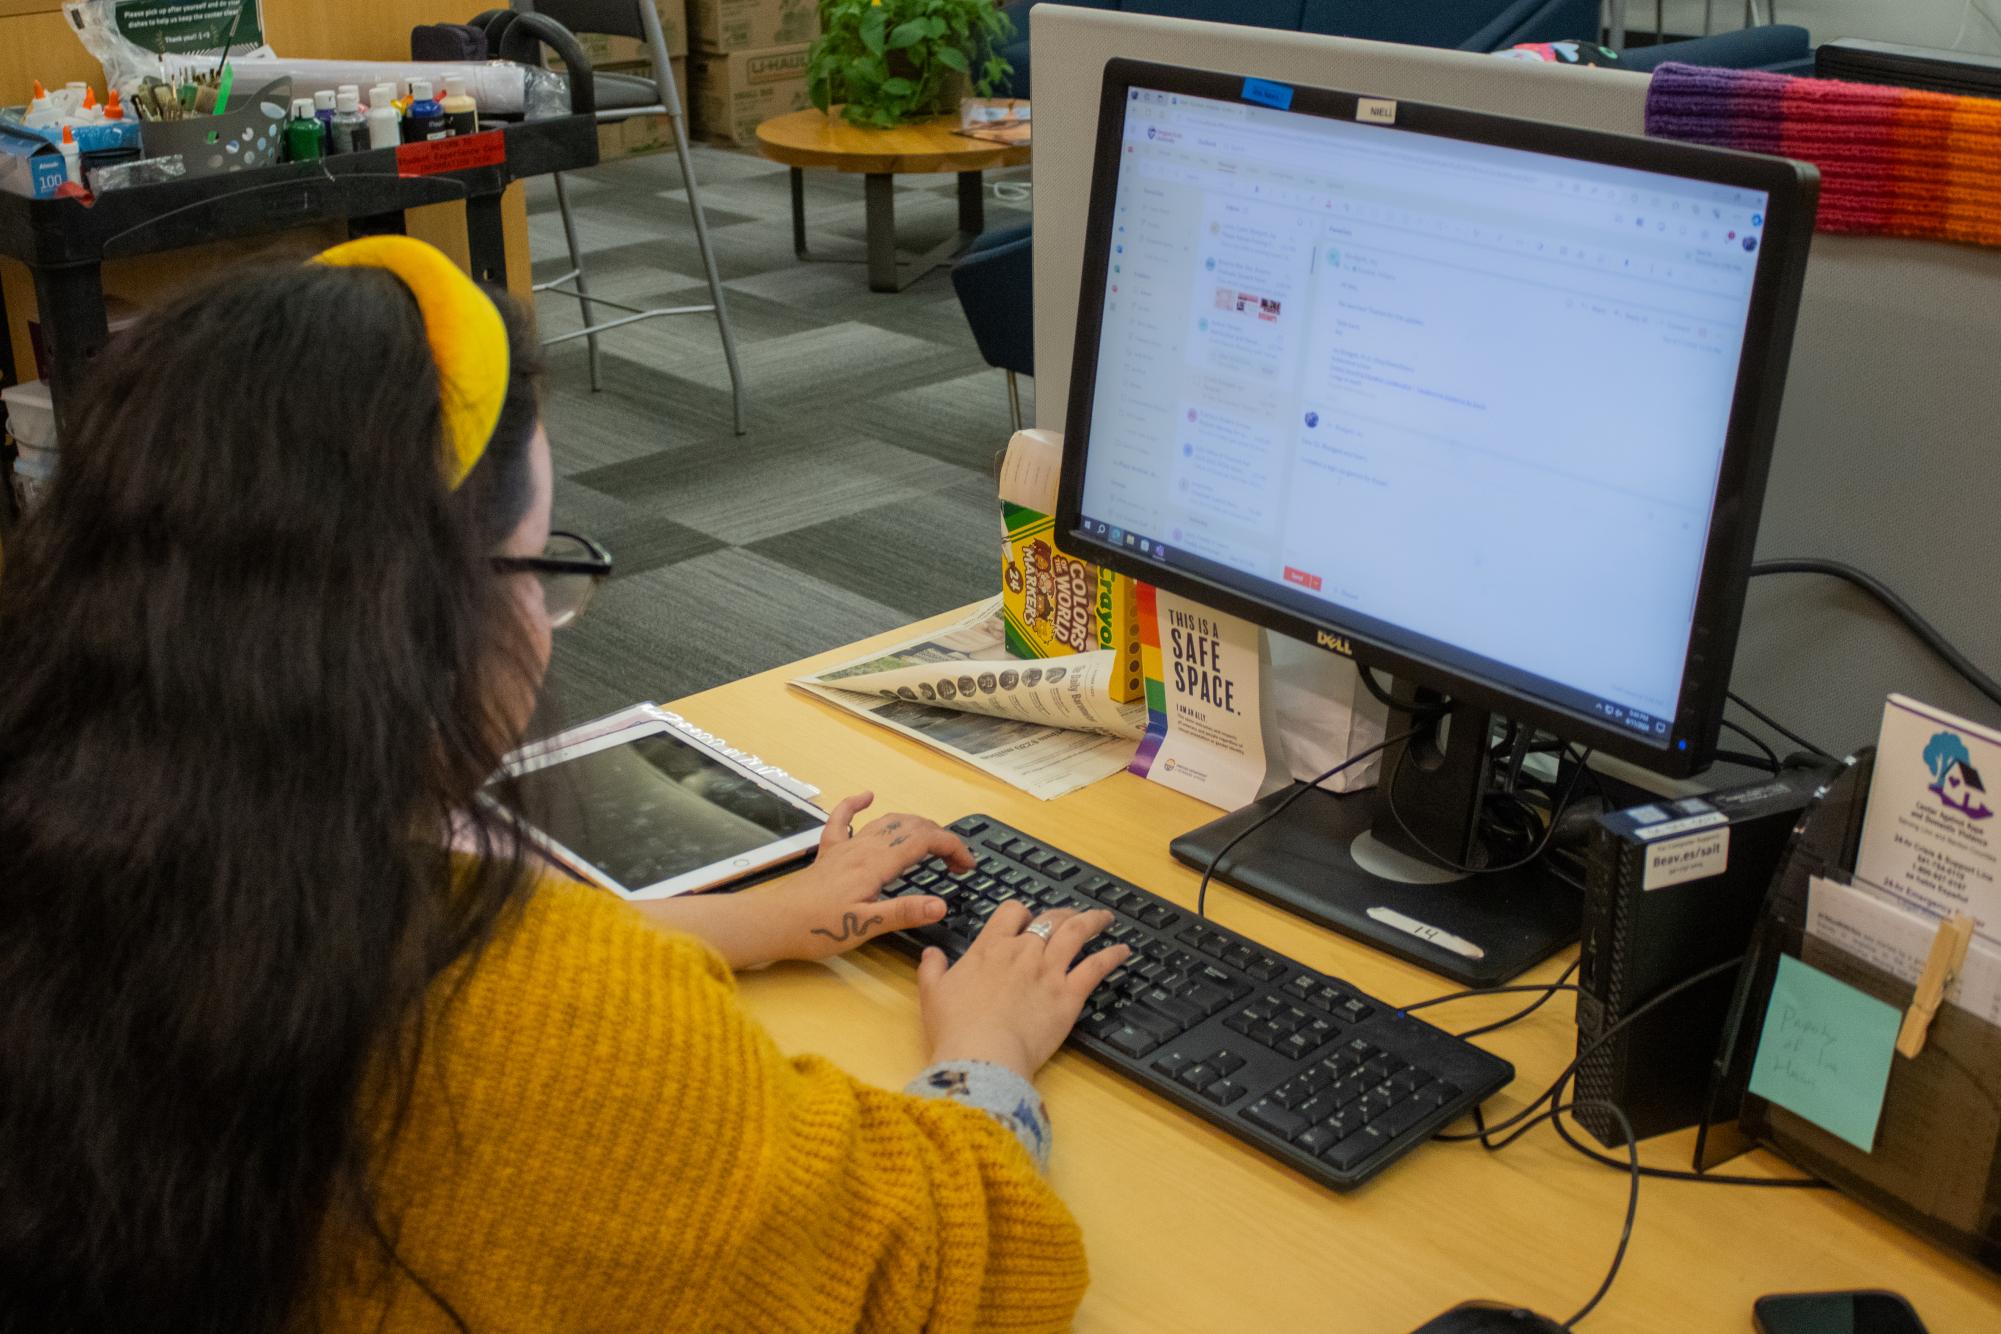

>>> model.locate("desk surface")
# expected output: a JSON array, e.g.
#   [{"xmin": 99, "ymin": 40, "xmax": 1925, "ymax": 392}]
[
  {"xmin": 666, "ymin": 607, "xmax": 2001, "ymax": 1332},
  {"xmin": 755, "ymin": 110, "xmax": 1033, "ymax": 175}
]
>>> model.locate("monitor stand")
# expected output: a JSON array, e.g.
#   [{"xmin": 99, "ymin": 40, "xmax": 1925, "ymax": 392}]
[{"xmin": 1169, "ymin": 691, "xmax": 1580, "ymax": 987}]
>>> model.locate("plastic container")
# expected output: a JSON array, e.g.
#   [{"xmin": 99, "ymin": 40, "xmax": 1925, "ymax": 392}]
[
  {"xmin": 2, "ymin": 378, "xmax": 56, "ymax": 451},
  {"xmin": 9, "ymin": 445, "xmax": 54, "ymax": 514}
]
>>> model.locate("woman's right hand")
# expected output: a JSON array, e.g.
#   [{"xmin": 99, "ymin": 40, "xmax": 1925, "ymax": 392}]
[{"xmin": 916, "ymin": 901, "xmax": 1130, "ymax": 1081}]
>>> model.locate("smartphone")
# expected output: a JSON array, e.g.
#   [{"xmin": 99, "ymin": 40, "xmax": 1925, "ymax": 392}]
[
  {"xmin": 491, "ymin": 719, "xmax": 826, "ymax": 900},
  {"xmin": 1753, "ymin": 1291, "xmax": 1926, "ymax": 1334}
]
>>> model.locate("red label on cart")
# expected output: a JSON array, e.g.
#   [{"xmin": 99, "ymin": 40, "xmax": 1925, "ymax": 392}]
[{"xmin": 396, "ymin": 131, "xmax": 507, "ymax": 177}]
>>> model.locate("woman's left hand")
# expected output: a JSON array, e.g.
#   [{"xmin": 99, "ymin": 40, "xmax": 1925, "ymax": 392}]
[
  {"xmin": 634, "ymin": 793, "xmax": 971, "ymax": 969},
  {"xmin": 773, "ymin": 793, "xmax": 971, "ymax": 962}
]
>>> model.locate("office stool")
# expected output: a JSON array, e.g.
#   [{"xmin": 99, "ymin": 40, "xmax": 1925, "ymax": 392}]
[{"xmin": 501, "ymin": 1, "xmax": 747, "ymax": 434}]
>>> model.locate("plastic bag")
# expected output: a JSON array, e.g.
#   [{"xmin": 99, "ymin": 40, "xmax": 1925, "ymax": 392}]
[
  {"xmin": 61, "ymin": 2, "xmax": 570, "ymax": 119},
  {"xmin": 63, "ymin": 1, "xmax": 275, "ymax": 95}
]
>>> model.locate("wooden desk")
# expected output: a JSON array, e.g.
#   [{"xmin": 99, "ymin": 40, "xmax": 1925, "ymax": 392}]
[
  {"xmin": 665, "ymin": 607, "xmax": 2001, "ymax": 1332},
  {"xmin": 756, "ymin": 109, "xmax": 1031, "ymax": 292}
]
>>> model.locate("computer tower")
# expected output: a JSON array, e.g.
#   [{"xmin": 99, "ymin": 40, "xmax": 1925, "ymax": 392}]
[{"xmin": 1572, "ymin": 767, "xmax": 1828, "ymax": 1146}]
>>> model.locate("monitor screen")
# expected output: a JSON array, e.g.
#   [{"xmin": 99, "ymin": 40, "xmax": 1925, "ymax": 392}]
[{"xmin": 1073, "ymin": 80, "xmax": 1782, "ymax": 753}]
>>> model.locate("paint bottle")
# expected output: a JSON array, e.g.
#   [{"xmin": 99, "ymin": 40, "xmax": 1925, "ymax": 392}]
[
  {"xmin": 337, "ymin": 82, "xmax": 361, "ymax": 110},
  {"xmin": 285, "ymin": 96, "xmax": 326, "ymax": 162},
  {"xmin": 328, "ymin": 88, "xmax": 368, "ymax": 155},
  {"xmin": 366, "ymin": 97, "xmax": 401, "ymax": 156},
  {"xmin": 58, "ymin": 125, "xmax": 79, "ymax": 186},
  {"xmin": 440, "ymin": 75, "xmax": 479, "ymax": 138},
  {"xmin": 313, "ymin": 88, "xmax": 337, "ymax": 136},
  {"xmin": 403, "ymin": 79, "xmax": 446, "ymax": 144},
  {"xmin": 369, "ymin": 82, "xmax": 398, "ymax": 118}
]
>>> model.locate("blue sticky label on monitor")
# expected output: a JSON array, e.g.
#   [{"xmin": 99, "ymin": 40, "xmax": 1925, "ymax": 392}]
[{"xmin": 1241, "ymin": 78, "xmax": 1294, "ymax": 110}]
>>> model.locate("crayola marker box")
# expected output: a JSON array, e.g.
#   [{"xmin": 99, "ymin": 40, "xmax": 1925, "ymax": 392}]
[{"xmin": 997, "ymin": 430, "xmax": 1144, "ymax": 703}]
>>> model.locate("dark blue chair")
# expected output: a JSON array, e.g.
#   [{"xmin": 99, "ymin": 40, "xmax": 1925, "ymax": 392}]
[
  {"xmin": 995, "ymin": 0, "xmax": 1601, "ymax": 97},
  {"xmin": 951, "ymin": 224, "xmax": 1035, "ymax": 429},
  {"xmin": 1615, "ymin": 24, "xmax": 1811, "ymax": 76}
]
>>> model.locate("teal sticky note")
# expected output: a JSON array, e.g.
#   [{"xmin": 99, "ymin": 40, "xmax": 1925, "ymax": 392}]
[{"xmin": 1749, "ymin": 954, "xmax": 1902, "ymax": 1152}]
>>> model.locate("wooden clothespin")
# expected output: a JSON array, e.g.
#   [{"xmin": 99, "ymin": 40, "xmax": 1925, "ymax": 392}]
[{"xmin": 1896, "ymin": 912, "xmax": 1975, "ymax": 1058}]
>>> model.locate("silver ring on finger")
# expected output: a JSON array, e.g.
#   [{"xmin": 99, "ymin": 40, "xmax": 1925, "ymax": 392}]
[{"xmin": 1023, "ymin": 919, "xmax": 1056, "ymax": 942}]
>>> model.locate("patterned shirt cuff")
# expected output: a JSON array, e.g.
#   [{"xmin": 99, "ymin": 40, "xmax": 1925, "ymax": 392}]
[{"xmin": 906, "ymin": 1060, "xmax": 1052, "ymax": 1172}]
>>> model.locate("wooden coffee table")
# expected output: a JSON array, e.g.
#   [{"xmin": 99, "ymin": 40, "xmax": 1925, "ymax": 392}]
[{"xmin": 755, "ymin": 109, "xmax": 1032, "ymax": 293}]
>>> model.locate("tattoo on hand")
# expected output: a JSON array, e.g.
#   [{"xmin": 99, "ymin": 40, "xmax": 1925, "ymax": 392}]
[
  {"xmin": 889, "ymin": 834, "xmax": 909, "ymax": 848},
  {"xmin": 879, "ymin": 819, "xmax": 904, "ymax": 835},
  {"xmin": 811, "ymin": 911, "xmax": 885, "ymax": 943}
]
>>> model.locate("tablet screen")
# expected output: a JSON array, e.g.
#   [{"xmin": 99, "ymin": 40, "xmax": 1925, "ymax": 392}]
[{"xmin": 505, "ymin": 730, "xmax": 823, "ymax": 890}]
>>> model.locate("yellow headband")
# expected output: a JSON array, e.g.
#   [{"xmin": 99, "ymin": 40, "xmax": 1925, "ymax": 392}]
[{"xmin": 313, "ymin": 236, "xmax": 510, "ymax": 490}]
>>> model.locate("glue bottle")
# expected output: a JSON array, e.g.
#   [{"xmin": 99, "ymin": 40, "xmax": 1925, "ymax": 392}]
[
  {"xmin": 23, "ymin": 82, "xmax": 58, "ymax": 130},
  {"xmin": 403, "ymin": 79, "xmax": 446, "ymax": 143},
  {"xmin": 440, "ymin": 75, "xmax": 479, "ymax": 137},
  {"xmin": 103, "ymin": 90, "xmax": 124, "ymax": 122},
  {"xmin": 328, "ymin": 88, "xmax": 368, "ymax": 155},
  {"xmin": 58, "ymin": 125, "xmax": 80, "ymax": 186},
  {"xmin": 78, "ymin": 87, "xmax": 102, "ymax": 122},
  {"xmin": 285, "ymin": 96, "xmax": 326, "ymax": 162}
]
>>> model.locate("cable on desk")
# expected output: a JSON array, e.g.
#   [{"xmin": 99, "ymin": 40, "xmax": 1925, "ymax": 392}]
[
  {"xmin": 1435, "ymin": 958, "xmax": 1746, "ymax": 1147},
  {"xmin": 1398, "ymin": 974, "xmax": 1580, "ymax": 1019},
  {"xmin": 1544, "ymin": 1091, "xmax": 1826, "ymax": 1189},
  {"xmin": 1717, "ymin": 719, "xmax": 1780, "ymax": 773},
  {"xmin": 1727, "ymin": 690, "xmax": 1834, "ymax": 760},
  {"xmin": 1443, "ymin": 1097, "xmax": 1641, "ymax": 1329},
  {"xmin": 1750, "ymin": 558, "xmax": 2001, "ymax": 710},
  {"xmin": 1456, "ymin": 960, "xmax": 1581, "ymax": 1040},
  {"xmin": 1382, "ymin": 743, "xmax": 1595, "ymax": 875},
  {"xmin": 1194, "ymin": 726, "xmax": 1422, "ymax": 920}
]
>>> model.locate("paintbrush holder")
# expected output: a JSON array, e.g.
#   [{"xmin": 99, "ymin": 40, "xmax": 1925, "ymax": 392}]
[{"xmin": 137, "ymin": 78, "xmax": 292, "ymax": 180}]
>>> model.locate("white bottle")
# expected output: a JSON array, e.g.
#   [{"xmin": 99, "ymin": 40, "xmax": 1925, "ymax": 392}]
[
  {"xmin": 366, "ymin": 99, "xmax": 400, "ymax": 156},
  {"xmin": 58, "ymin": 125, "xmax": 80, "ymax": 187},
  {"xmin": 22, "ymin": 86, "xmax": 58, "ymax": 130}
]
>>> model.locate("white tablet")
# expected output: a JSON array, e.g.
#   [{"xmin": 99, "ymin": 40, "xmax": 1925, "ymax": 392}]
[{"xmin": 491, "ymin": 719, "xmax": 827, "ymax": 900}]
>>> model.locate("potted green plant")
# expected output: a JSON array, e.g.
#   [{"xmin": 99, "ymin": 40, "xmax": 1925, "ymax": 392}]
[{"xmin": 807, "ymin": 0, "xmax": 1015, "ymax": 129}]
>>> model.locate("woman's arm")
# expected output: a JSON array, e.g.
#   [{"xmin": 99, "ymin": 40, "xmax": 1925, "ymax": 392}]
[
  {"xmin": 338, "ymin": 881, "xmax": 1089, "ymax": 1334},
  {"xmin": 634, "ymin": 793, "xmax": 968, "ymax": 969}
]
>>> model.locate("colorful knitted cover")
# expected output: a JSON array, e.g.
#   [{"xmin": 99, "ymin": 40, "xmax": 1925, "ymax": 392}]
[{"xmin": 1644, "ymin": 62, "xmax": 2001, "ymax": 248}]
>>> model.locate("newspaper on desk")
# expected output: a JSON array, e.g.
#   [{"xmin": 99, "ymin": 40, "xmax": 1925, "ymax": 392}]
[{"xmin": 792, "ymin": 598, "xmax": 1144, "ymax": 800}]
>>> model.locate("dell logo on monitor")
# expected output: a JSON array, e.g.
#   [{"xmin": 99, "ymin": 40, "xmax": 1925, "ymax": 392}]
[{"xmin": 1314, "ymin": 630, "xmax": 1354, "ymax": 657}]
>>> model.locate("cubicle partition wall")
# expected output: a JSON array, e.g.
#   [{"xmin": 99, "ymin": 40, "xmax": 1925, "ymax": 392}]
[{"xmin": 1030, "ymin": 5, "xmax": 2001, "ymax": 757}]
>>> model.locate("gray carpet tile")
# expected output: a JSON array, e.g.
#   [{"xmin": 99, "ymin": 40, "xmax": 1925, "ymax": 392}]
[
  {"xmin": 571, "ymin": 427, "xmax": 979, "ymax": 545},
  {"xmin": 542, "ymin": 546, "xmax": 911, "ymax": 730},
  {"xmin": 841, "ymin": 368, "xmax": 1029, "ymax": 468},
  {"xmin": 530, "ymin": 141, "xmax": 1028, "ymax": 717},
  {"xmin": 592, "ymin": 317, "xmax": 976, "ymax": 406},
  {"xmin": 540, "ymin": 348, "xmax": 741, "ymax": 473},
  {"xmin": 749, "ymin": 472, "xmax": 1006, "ymax": 615}
]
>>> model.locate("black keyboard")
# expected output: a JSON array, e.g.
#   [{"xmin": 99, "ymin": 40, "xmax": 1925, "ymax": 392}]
[{"xmin": 875, "ymin": 815, "xmax": 1515, "ymax": 1190}]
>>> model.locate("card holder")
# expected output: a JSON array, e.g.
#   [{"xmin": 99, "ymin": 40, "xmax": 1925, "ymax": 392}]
[{"xmin": 1696, "ymin": 747, "xmax": 2001, "ymax": 1273}]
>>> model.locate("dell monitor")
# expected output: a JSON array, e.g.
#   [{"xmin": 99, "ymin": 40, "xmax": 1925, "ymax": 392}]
[{"xmin": 1056, "ymin": 60, "xmax": 1819, "ymax": 986}]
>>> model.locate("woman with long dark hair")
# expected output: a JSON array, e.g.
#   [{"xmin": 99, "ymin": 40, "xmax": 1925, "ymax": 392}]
[{"xmin": 0, "ymin": 239, "xmax": 1124, "ymax": 1332}]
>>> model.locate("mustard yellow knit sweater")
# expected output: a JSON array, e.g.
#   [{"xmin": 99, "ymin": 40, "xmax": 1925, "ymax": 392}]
[{"xmin": 315, "ymin": 880, "xmax": 1089, "ymax": 1331}]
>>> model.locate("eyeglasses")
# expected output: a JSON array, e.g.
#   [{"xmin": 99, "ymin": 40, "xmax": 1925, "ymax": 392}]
[{"xmin": 491, "ymin": 530, "xmax": 614, "ymax": 629}]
